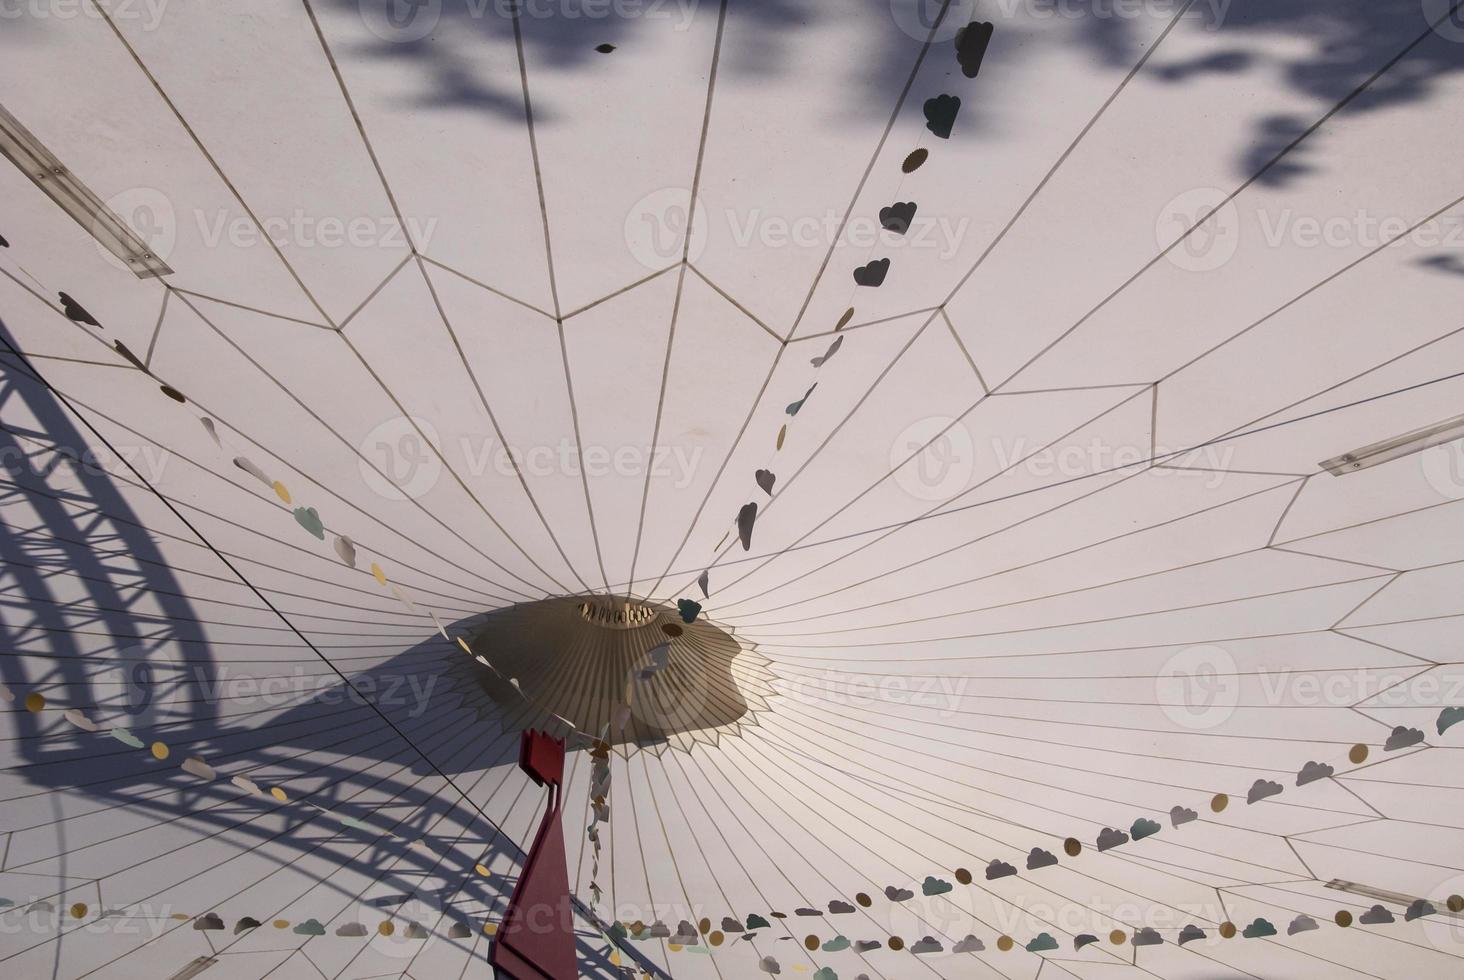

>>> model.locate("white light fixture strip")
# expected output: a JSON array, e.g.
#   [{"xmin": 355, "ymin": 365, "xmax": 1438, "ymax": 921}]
[
  {"xmin": 1326, "ymin": 879, "xmax": 1464, "ymax": 919},
  {"xmin": 0, "ymin": 102, "xmax": 172, "ymax": 279},
  {"xmin": 1319, "ymin": 412, "xmax": 1464, "ymax": 476},
  {"xmin": 164, "ymin": 957, "xmax": 218, "ymax": 980}
]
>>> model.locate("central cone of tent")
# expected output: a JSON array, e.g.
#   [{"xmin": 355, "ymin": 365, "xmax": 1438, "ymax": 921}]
[{"xmin": 465, "ymin": 596, "xmax": 774, "ymax": 754}]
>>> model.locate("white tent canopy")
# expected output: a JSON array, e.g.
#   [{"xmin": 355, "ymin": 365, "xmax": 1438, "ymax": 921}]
[{"xmin": 3, "ymin": 1, "xmax": 1464, "ymax": 977}]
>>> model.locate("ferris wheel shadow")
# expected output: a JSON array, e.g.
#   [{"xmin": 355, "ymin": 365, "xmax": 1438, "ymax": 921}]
[{"xmin": 0, "ymin": 328, "xmax": 647, "ymax": 973}]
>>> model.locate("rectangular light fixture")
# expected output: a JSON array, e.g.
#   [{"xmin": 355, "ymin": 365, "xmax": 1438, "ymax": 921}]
[
  {"xmin": 1325, "ymin": 879, "xmax": 1464, "ymax": 919},
  {"xmin": 165, "ymin": 957, "xmax": 217, "ymax": 980},
  {"xmin": 0, "ymin": 102, "xmax": 172, "ymax": 279},
  {"xmin": 1319, "ymin": 412, "xmax": 1464, "ymax": 476}
]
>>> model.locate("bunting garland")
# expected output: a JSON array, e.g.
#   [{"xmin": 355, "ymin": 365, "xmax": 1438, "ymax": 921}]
[
  {"xmin": 6, "ymin": 671, "xmax": 1460, "ymax": 966},
  {"xmin": 693, "ymin": 16, "xmax": 990, "ymax": 627}
]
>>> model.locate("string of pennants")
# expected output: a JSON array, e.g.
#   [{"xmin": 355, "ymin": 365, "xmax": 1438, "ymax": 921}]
[
  {"xmin": 695, "ymin": 15, "xmax": 994, "ymax": 607},
  {"xmin": 12, "ymin": 667, "xmax": 1458, "ymax": 969},
  {"xmin": 0, "ymin": 678, "xmax": 500, "ymax": 941},
  {"xmin": 0, "ymin": 899, "xmax": 472, "ymax": 944},
  {"xmin": 585, "ymin": 607, "xmax": 704, "ymax": 928},
  {"xmin": 602, "ymin": 714, "xmax": 1464, "ymax": 967}
]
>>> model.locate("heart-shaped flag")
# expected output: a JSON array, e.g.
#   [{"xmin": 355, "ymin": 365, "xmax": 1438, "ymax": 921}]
[
  {"xmin": 737, "ymin": 502, "xmax": 758, "ymax": 551},
  {"xmin": 810, "ymin": 335, "xmax": 843, "ymax": 367},
  {"xmin": 878, "ymin": 202, "xmax": 917, "ymax": 235},
  {"xmin": 58, "ymin": 292, "xmax": 101, "ymax": 327},
  {"xmin": 923, "ymin": 94, "xmax": 961, "ymax": 139},
  {"xmin": 852, "ymin": 258, "xmax": 890, "ymax": 287}
]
